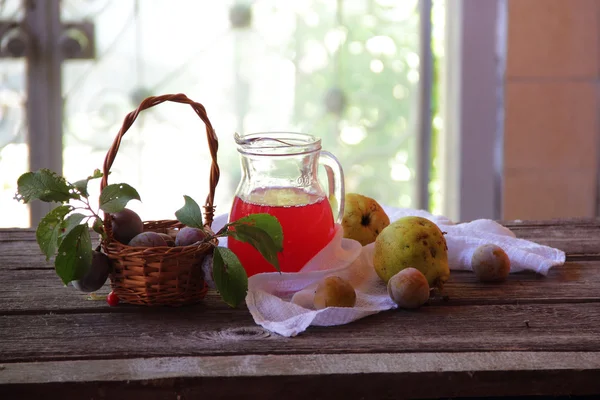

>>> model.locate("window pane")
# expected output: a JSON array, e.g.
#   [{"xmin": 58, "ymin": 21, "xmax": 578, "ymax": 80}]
[
  {"xmin": 60, "ymin": 0, "xmax": 421, "ymax": 223},
  {"xmin": 430, "ymin": 0, "xmax": 445, "ymax": 215},
  {"xmin": 0, "ymin": 0, "xmax": 428, "ymax": 227},
  {"xmin": 0, "ymin": 0, "xmax": 27, "ymax": 228}
]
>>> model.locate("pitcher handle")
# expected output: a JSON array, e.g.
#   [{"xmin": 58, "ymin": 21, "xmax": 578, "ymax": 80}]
[{"xmin": 319, "ymin": 150, "xmax": 345, "ymax": 224}]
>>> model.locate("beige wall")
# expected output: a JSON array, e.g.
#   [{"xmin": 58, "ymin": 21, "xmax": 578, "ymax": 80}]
[{"xmin": 503, "ymin": 0, "xmax": 599, "ymax": 220}]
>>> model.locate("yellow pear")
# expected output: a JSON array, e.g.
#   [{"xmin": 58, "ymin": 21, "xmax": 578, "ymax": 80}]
[
  {"xmin": 341, "ymin": 193, "xmax": 390, "ymax": 246},
  {"xmin": 373, "ymin": 216, "xmax": 450, "ymax": 289}
]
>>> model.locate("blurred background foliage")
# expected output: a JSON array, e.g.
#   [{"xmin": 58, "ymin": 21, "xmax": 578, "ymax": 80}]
[{"xmin": 0, "ymin": 0, "xmax": 444, "ymax": 227}]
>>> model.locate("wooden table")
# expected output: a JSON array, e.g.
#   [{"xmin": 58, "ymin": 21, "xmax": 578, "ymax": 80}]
[{"xmin": 1, "ymin": 219, "xmax": 600, "ymax": 399}]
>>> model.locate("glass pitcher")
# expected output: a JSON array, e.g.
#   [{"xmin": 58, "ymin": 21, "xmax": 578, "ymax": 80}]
[{"xmin": 228, "ymin": 132, "xmax": 345, "ymax": 276}]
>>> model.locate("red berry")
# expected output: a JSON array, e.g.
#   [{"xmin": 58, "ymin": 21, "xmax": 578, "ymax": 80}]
[{"xmin": 106, "ymin": 291, "xmax": 120, "ymax": 307}]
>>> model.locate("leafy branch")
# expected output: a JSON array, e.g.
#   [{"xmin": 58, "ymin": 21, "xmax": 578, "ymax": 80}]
[
  {"xmin": 175, "ymin": 194, "xmax": 283, "ymax": 307},
  {"xmin": 14, "ymin": 168, "xmax": 140, "ymax": 284},
  {"xmin": 15, "ymin": 169, "xmax": 284, "ymax": 308}
]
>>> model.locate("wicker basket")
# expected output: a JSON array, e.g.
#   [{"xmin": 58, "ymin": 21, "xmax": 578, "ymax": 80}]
[{"xmin": 100, "ymin": 93, "xmax": 220, "ymax": 306}]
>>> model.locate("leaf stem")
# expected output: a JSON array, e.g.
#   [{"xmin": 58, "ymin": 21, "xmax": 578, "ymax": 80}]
[{"xmin": 78, "ymin": 196, "xmax": 102, "ymax": 221}]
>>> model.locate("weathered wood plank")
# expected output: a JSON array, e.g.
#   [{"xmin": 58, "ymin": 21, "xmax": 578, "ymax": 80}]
[
  {"xmin": 1, "ymin": 269, "xmax": 111, "ymax": 313},
  {"xmin": 0, "ymin": 229, "xmax": 99, "ymax": 271},
  {"xmin": 502, "ymin": 218, "xmax": 600, "ymax": 227},
  {"xmin": 504, "ymin": 220, "xmax": 600, "ymax": 258},
  {"xmin": 0, "ymin": 228, "xmax": 36, "ymax": 241},
  {"xmin": 442, "ymin": 261, "xmax": 600, "ymax": 305},
  {"xmin": 0, "ymin": 238, "xmax": 52, "ymax": 270},
  {"xmin": 4, "ymin": 351, "xmax": 600, "ymax": 382},
  {"xmin": 2, "ymin": 261, "xmax": 598, "ymax": 313},
  {"xmin": 0, "ymin": 279, "xmax": 231, "ymax": 314},
  {"xmin": 3, "ymin": 220, "xmax": 599, "ymax": 275},
  {"xmin": 1, "ymin": 352, "xmax": 600, "ymax": 399},
  {"xmin": 1, "ymin": 223, "xmax": 599, "ymax": 398},
  {"xmin": 1, "ymin": 302, "xmax": 600, "ymax": 363},
  {"xmin": 2, "ymin": 371, "xmax": 600, "ymax": 400}
]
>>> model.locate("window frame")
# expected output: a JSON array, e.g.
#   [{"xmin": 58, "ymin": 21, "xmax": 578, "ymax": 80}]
[
  {"xmin": 25, "ymin": 0, "xmax": 64, "ymax": 225},
  {"xmin": 439, "ymin": 0, "xmax": 506, "ymax": 222}
]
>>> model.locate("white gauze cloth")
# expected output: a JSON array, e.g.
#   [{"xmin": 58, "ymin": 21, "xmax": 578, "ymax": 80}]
[{"xmin": 211, "ymin": 207, "xmax": 566, "ymax": 337}]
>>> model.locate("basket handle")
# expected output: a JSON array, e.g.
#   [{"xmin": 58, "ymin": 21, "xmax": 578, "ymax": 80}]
[{"xmin": 100, "ymin": 93, "xmax": 220, "ymax": 228}]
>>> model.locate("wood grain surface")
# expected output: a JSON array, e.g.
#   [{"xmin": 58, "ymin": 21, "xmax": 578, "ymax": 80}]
[{"xmin": 1, "ymin": 220, "xmax": 600, "ymax": 399}]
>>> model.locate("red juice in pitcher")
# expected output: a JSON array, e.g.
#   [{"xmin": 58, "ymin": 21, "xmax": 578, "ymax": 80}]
[{"xmin": 228, "ymin": 187, "xmax": 336, "ymax": 276}]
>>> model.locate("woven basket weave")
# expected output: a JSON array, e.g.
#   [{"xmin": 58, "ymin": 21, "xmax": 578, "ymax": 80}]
[{"xmin": 100, "ymin": 93, "xmax": 220, "ymax": 306}]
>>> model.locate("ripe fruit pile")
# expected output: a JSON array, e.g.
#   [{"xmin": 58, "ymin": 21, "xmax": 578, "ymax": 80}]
[
  {"xmin": 71, "ymin": 207, "xmax": 211, "ymax": 296},
  {"xmin": 340, "ymin": 192, "xmax": 513, "ymax": 311},
  {"xmin": 339, "ymin": 193, "xmax": 448, "ymax": 309},
  {"xmin": 372, "ymin": 215, "xmax": 449, "ymax": 309},
  {"xmin": 110, "ymin": 208, "xmax": 208, "ymax": 249},
  {"xmin": 373, "ymin": 215, "xmax": 450, "ymax": 290},
  {"xmin": 15, "ymin": 168, "xmax": 284, "ymax": 309}
]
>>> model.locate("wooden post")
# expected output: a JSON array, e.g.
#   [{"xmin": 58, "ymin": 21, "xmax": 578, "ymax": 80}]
[{"xmin": 24, "ymin": 0, "xmax": 64, "ymax": 225}]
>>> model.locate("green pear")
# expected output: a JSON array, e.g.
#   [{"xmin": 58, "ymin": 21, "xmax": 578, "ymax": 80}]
[
  {"xmin": 373, "ymin": 216, "xmax": 450, "ymax": 289},
  {"xmin": 341, "ymin": 193, "xmax": 390, "ymax": 246}
]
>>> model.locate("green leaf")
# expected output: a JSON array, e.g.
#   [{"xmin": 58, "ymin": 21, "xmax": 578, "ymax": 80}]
[
  {"xmin": 175, "ymin": 195, "xmax": 204, "ymax": 228},
  {"xmin": 58, "ymin": 213, "xmax": 87, "ymax": 248},
  {"xmin": 55, "ymin": 224, "xmax": 93, "ymax": 285},
  {"xmin": 92, "ymin": 217, "xmax": 105, "ymax": 239},
  {"xmin": 212, "ymin": 247, "xmax": 248, "ymax": 308},
  {"xmin": 233, "ymin": 214, "xmax": 283, "ymax": 248},
  {"xmin": 71, "ymin": 179, "xmax": 88, "ymax": 196},
  {"xmin": 227, "ymin": 225, "xmax": 281, "ymax": 272},
  {"xmin": 72, "ymin": 169, "xmax": 103, "ymax": 198},
  {"xmin": 226, "ymin": 214, "xmax": 283, "ymax": 272},
  {"xmin": 15, "ymin": 169, "xmax": 74, "ymax": 204},
  {"xmin": 36, "ymin": 205, "xmax": 74, "ymax": 260},
  {"xmin": 98, "ymin": 183, "xmax": 141, "ymax": 213}
]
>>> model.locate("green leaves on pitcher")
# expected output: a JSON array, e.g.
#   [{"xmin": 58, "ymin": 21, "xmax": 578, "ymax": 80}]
[
  {"xmin": 222, "ymin": 214, "xmax": 283, "ymax": 272},
  {"xmin": 14, "ymin": 168, "xmax": 284, "ymax": 309},
  {"xmin": 176, "ymin": 196, "xmax": 283, "ymax": 271},
  {"xmin": 175, "ymin": 196, "xmax": 284, "ymax": 307}
]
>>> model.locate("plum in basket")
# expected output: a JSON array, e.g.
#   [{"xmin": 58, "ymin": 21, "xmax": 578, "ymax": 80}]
[
  {"xmin": 175, "ymin": 227, "xmax": 207, "ymax": 246},
  {"xmin": 110, "ymin": 208, "xmax": 143, "ymax": 244},
  {"xmin": 128, "ymin": 232, "xmax": 168, "ymax": 247}
]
